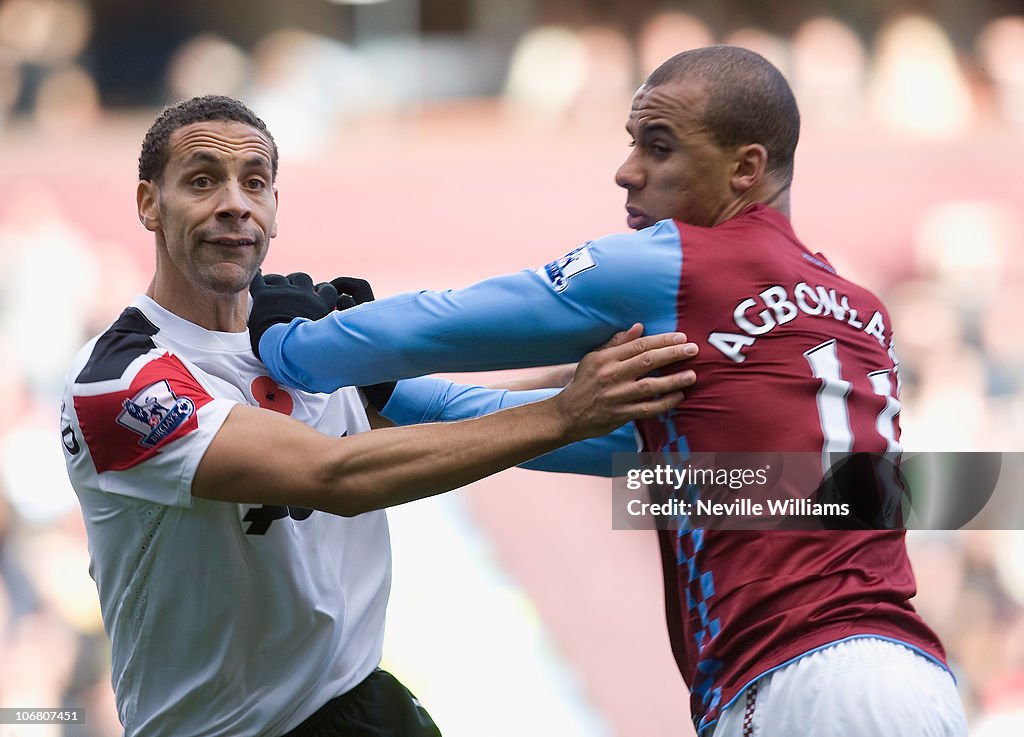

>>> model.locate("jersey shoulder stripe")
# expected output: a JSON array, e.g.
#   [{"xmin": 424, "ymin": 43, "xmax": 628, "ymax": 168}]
[
  {"xmin": 74, "ymin": 352, "xmax": 216, "ymax": 474},
  {"xmin": 77, "ymin": 307, "xmax": 159, "ymax": 384}
]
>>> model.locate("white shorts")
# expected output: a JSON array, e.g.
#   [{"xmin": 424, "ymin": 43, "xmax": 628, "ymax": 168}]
[{"xmin": 710, "ymin": 637, "xmax": 967, "ymax": 737}]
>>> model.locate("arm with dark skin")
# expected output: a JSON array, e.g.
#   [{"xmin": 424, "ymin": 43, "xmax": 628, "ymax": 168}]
[{"xmin": 193, "ymin": 330, "xmax": 695, "ymax": 516}]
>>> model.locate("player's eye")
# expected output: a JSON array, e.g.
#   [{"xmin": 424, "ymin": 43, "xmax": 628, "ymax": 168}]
[
  {"xmin": 191, "ymin": 176, "xmax": 212, "ymax": 188},
  {"xmin": 246, "ymin": 178, "xmax": 267, "ymax": 190}
]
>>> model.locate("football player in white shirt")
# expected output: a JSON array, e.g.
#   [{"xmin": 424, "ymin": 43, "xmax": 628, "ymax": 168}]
[{"xmin": 60, "ymin": 95, "xmax": 698, "ymax": 737}]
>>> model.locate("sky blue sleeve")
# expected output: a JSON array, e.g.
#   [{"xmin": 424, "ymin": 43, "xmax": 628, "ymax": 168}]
[
  {"xmin": 260, "ymin": 220, "xmax": 684, "ymax": 393},
  {"xmin": 382, "ymin": 377, "xmax": 638, "ymax": 476}
]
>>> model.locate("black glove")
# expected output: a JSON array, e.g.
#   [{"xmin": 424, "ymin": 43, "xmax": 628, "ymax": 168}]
[
  {"xmin": 329, "ymin": 276, "xmax": 396, "ymax": 412},
  {"xmin": 249, "ymin": 272, "xmax": 338, "ymax": 360},
  {"xmin": 330, "ymin": 276, "xmax": 375, "ymax": 309}
]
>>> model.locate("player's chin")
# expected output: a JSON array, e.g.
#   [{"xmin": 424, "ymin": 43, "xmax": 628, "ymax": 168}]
[{"xmin": 201, "ymin": 261, "xmax": 263, "ymax": 295}]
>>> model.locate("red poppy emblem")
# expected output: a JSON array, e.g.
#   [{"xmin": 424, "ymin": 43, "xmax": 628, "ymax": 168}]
[{"xmin": 251, "ymin": 376, "xmax": 295, "ymax": 415}]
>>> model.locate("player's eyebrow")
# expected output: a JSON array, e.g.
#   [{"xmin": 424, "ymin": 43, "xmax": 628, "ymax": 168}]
[
  {"xmin": 180, "ymin": 151, "xmax": 223, "ymax": 169},
  {"xmin": 625, "ymin": 121, "xmax": 675, "ymax": 141},
  {"xmin": 637, "ymin": 122, "xmax": 675, "ymax": 140},
  {"xmin": 242, "ymin": 155, "xmax": 272, "ymax": 172},
  {"xmin": 179, "ymin": 151, "xmax": 271, "ymax": 174}
]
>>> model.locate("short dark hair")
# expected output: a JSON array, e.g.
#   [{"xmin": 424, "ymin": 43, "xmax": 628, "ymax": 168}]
[
  {"xmin": 647, "ymin": 46, "xmax": 800, "ymax": 184},
  {"xmin": 138, "ymin": 95, "xmax": 278, "ymax": 182}
]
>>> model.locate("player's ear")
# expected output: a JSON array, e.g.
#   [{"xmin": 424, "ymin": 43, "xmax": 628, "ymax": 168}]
[
  {"xmin": 137, "ymin": 180, "xmax": 160, "ymax": 232},
  {"xmin": 268, "ymin": 187, "xmax": 279, "ymax": 239},
  {"xmin": 731, "ymin": 143, "xmax": 767, "ymax": 194}
]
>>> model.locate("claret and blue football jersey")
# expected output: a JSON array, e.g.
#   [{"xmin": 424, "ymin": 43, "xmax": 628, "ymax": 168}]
[{"xmin": 260, "ymin": 205, "xmax": 949, "ymax": 734}]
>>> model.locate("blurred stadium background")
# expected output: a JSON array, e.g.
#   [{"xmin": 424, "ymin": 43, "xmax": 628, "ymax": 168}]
[{"xmin": 1, "ymin": 0, "xmax": 1023, "ymax": 735}]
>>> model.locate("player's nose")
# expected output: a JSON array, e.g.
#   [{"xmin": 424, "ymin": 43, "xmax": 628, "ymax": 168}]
[
  {"xmin": 215, "ymin": 181, "xmax": 252, "ymax": 221},
  {"xmin": 615, "ymin": 153, "xmax": 644, "ymax": 190}
]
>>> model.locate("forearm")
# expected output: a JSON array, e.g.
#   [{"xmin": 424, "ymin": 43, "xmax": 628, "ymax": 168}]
[
  {"xmin": 194, "ymin": 400, "xmax": 580, "ymax": 517},
  {"xmin": 519, "ymin": 422, "xmax": 637, "ymax": 476},
  {"xmin": 324, "ymin": 401, "xmax": 578, "ymax": 513},
  {"xmin": 259, "ymin": 273, "xmax": 622, "ymax": 392},
  {"xmin": 382, "ymin": 377, "xmax": 637, "ymax": 476},
  {"xmin": 489, "ymin": 365, "xmax": 575, "ymax": 392},
  {"xmin": 381, "ymin": 377, "xmax": 555, "ymax": 425}
]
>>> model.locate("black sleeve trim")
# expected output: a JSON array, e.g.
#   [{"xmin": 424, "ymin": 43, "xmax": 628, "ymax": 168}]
[{"xmin": 76, "ymin": 307, "xmax": 159, "ymax": 384}]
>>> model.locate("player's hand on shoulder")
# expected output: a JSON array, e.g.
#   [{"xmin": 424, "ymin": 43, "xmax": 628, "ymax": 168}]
[
  {"xmin": 557, "ymin": 324, "xmax": 698, "ymax": 439},
  {"xmin": 248, "ymin": 272, "xmax": 339, "ymax": 359}
]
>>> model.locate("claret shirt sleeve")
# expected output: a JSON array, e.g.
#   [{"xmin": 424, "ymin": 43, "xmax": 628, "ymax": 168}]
[{"xmin": 260, "ymin": 220, "xmax": 685, "ymax": 393}]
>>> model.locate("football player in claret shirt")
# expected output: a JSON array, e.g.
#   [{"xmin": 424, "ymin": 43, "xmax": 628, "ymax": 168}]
[{"xmin": 251, "ymin": 47, "xmax": 968, "ymax": 736}]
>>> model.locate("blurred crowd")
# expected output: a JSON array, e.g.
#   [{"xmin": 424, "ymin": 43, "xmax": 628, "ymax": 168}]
[
  {"xmin": 2, "ymin": 2, "xmax": 1024, "ymax": 145},
  {"xmin": 1, "ymin": 1, "xmax": 1023, "ymax": 735}
]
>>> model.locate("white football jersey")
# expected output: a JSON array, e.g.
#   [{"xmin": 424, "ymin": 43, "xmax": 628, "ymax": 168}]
[{"xmin": 60, "ymin": 295, "xmax": 390, "ymax": 737}]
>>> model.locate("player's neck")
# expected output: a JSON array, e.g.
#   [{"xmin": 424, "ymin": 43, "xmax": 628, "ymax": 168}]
[
  {"xmin": 147, "ymin": 274, "xmax": 249, "ymax": 333},
  {"xmin": 763, "ymin": 184, "xmax": 791, "ymax": 219},
  {"xmin": 718, "ymin": 185, "xmax": 791, "ymax": 224}
]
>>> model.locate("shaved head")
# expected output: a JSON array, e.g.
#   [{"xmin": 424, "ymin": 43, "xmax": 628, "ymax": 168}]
[{"xmin": 646, "ymin": 46, "xmax": 800, "ymax": 184}]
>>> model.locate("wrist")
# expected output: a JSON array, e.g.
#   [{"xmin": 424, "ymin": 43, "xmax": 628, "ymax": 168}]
[
  {"xmin": 540, "ymin": 391, "xmax": 584, "ymax": 445},
  {"xmin": 255, "ymin": 320, "xmax": 293, "ymax": 363}
]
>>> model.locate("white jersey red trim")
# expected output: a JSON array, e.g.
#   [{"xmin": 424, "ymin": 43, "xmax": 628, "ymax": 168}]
[{"xmin": 61, "ymin": 295, "xmax": 389, "ymax": 737}]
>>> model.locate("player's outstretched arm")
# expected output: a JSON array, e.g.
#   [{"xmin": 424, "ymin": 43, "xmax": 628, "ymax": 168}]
[
  {"xmin": 379, "ymin": 379, "xmax": 642, "ymax": 476},
  {"xmin": 378, "ymin": 325, "xmax": 698, "ymax": 476},
  {"xmin": 192, "ymin": 331, "xmax": 694, "ymax": 516},
  {"xmin": 250, "ymin": 228, "xmax": 681, "ymax": 392}
]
